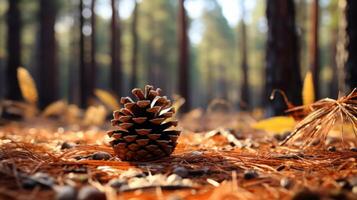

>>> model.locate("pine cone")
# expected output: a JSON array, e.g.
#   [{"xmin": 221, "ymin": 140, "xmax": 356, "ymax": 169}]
[{"xmin": 107, "ymin": 85, "xmax": 181, "ymax": 161}]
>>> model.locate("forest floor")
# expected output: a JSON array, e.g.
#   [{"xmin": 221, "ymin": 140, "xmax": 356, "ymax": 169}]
[{"xmin": 0, "ymin": 111, "xmax": 356, "ymax": 200}]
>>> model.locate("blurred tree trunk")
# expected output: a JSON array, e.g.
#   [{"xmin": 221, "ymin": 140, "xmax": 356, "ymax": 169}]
[
  {"xmin": 265, "ymin": 0, "xmax": 302, "ymax": 116},
  {"xmin": 328, "ymin": 0, "xmax": 339, "ymax": 98},
  {"xmin": 296, "ymin": 0, "xmax": 308, "ymax": 73},
  {"xmin": 239, "ymin": 1, "xmax": 250, "ymax": 110},
  {"xmin": 0, "ymin": 60, "xmax": 4, "ymax": 99},
  {"xmin": 206, "ymin": 63, "xmax": 213, "ymax": 105},
  {"xmin": 329, "ymin": 30, "xmax": 338, "ymax": 98},
  {"xmin": 131, "ymin": 0, "xmax": 139, "ymax": 89},
  {"xmin": 111, "ymin": 0, "xmax": 122, "ymax": 96},
  {"xmin": 79, "ymin": 0, "xmax": 94, "ymax": 108},
  {"xmin": 39, "ymin": 0, "xmax": 59, "ymax": 108},
  {"xmin": 346, "ymin": 0, "xmax": 357, "ymax": 90},
  {"xmin": 90, "ymin": 0, "xmax": 96, "ymax": 95},
  {"xmin": 79, "ymin": 0, "xmax": 86, "ymax": 107},
  {"xmin": 6, "ymin": 0, "xmax": 22, "ymax": 101},
  {"xmin": 69, "ymin": 1, "xmax": 80, "ymax": 104},
  {"xmin": 147, "ymin": 38, "xmax": 155, "ymax": 85},
  {"xmin": 178, "ymin": 0, "xmax": 190, "ymax": 112},
  {"xmin": 309, "ymin": 0, "xmax": 320, "ymax": 99},
  {"xmin": 218, "ymin": 65, "xmax": 228, "ymax": 100}
]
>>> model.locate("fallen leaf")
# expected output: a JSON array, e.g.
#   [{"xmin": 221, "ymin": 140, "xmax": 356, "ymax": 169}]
[
  {"xmin": 65, "ymin": 104, "xmax": 81, "ymax": 124},
  {"xmin": 172, "ymin": 94, "xmax": 185, "ymax": 114},
  {"xmin": 17, "ymin": 67, "xmax": 38, "ymax": 104},
  {"xmin": 83, "ymin": 105, "xmax": 107, "ymax": 126},
  {"xmin": 94, "ymin": 89, "xmax": 120, "ymax": 110},
  {"xmin": 42, "ymin": 100, "xmax": 68, "ymax": 117},
  {"xmin": 252, "ymin": 116, "xmax": 296, "ymax": 134},
  {"xmin": 118, "ymin": 174, "xmax": 194, "ymax": 191},
  {"xmin": 302, "ymin": 71, "xmax": 315, "ymax": 106}
]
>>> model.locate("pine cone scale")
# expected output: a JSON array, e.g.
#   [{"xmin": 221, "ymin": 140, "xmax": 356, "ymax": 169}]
[{"xmin": 132, "ymin": 117, "xmax": 147, "ymax": 124}]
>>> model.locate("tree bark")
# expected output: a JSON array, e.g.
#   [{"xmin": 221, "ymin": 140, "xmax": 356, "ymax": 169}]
[
  {"xmin": 346, "ymin": 0, "xmax": 357, "ymax": 90},
  {"xmin": 79, "ymin": 0, "xmax": 86, "ymax": 107},
  {"xmin": 90, "ymin": 0, "xmax": 96, "ymax": 95},
  {"xmin": 329, "ymin": 28, "xmax": 338, "ymax": 99},
  {"xmin": 178, "ymin": 0, "xmax": 190, "ymax": 112},
  {"xmin": 6, "ymin": 0, "xmax": 22, "ymax": 101},
  {"xmin": 265, "ymin": 0, "xmax": 302, "ymax": 116},
  {"xmin": 39, "ymin": 0, "xmax": 59, "ymax": 108},
  {"xmin": 309, "ymin": 0, "xmax": 320, "ymax": 99},
  {"xmin": 69, "ymin": 1, "xmax": 80, "ymax": 104},
  {"xmin": 79, "ymin": 0, "xmax": 95, "ymax": 108},
  {"xmin": 239, "ymin": 1, "xmax": 250, "ymax": 110},
  {"xmin": 111, "ymin": 0, "xmax": 122, "ymax": 96},
  {"xmin": 206, "ymin": 60, "xmax": 214, "ymax": 106},
  {"xmin": 131, "ymin": 0, "xmax": 139, "ymax": 89}
]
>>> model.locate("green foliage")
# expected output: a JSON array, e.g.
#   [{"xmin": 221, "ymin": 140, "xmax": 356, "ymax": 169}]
[
  {"xmin": 137, "ymin": 0, "xmax": 178, "ymax": 94},
  {"xmin": 197, "ymin": 0, "xmax": 236, "ymax": 103},
  {"xmin": 245, "ymin": 0, "xmax": 266, "ymax": 107}
]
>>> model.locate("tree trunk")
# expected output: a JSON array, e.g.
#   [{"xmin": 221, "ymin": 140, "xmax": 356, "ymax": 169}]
[
  {"xmin": 131, "ymin": 0, "xmax": 139, "ymax": 89},
  {"xmin": 265, "ymin": 0, "xmax": 302, "ymax": 116},
  {"xmin": 90, "ymin": 0, "xmax": 96, "ymax": 95},
  {"xmin": 178, "ymin": 0, "xmax": 190, "ymax": 112},
  {"xmin": 206, "ymin": 62, "xmax": 213, "ymax": 106},
  {"xmin": 239, "ymin": 1, "xmax": 250, "ymax": 110},
  {"xmin": 328, "ymin": 1, "xmax": 339, "ymax": 98},
  {"xmin": 68, "ymin": 1, "xmax": 80, "ymax": 104},
  {"xmin": 309, "ymin": 0, "xmax": 320, "ymax": 99},
  {"xmin": 111, "ymin": 0, "xmax": 122, "ymax": 96},
  {"xmin": 6, "ymin": 0, "xmax": 22, "ymax": 101},
  {"xmin": 39, "ymin": 0, "xmax": 58, "ymax": 108},
  {"xmin": 79, "ymin": 0, "xmax": 85, "ymax": 107},
  {"xmin": 346, "ymin": 0, "xmax": 357, "ymax": 90},
  {"xmin": 329, "ymin": 28, "xmax": 338, "ymax": 99},
  {"xmin": 79, "ymin": 0, "xmax": 86, "ymax": 107},
  {"xmin": 0, "ymin": 59, "xmax": 4, "ymax": 99},
  {"xmin": 218, "ymin": 65, "xmax": 228, "ymax": 100},
  {"xmin": 79, "ymin": 0, "xmax": 95, "ymax": 108}
]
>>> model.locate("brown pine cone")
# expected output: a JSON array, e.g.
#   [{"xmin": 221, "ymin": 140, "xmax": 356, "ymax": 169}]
[{"xmin": 107, "ymin": 85, "xmax": 181, "ymax": 161}]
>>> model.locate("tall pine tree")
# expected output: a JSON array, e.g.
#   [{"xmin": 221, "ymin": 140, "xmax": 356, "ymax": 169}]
[
  {"xmin": 38, "ymin": 0, "xmax": 59, "ymax": 108},
  {"xmin": 309, "ymin": 0, "xmax": 320, "ymax": 99},
  {"xmin": 110, "ymin": 0, "xmax": 122, "ymax": 97},
  {"xmin": 130, "ymin": 0, "xmax": 139, "ymax": 89},
  {"xmin": 265, "ymin": 0, "xmax": 302, "ymax": 116},
  {"xmin": 346, "ymin": 0, "xmax": 357, "ymax": 90},
  {"xmin": 6, "ymin": 0, "xmax": 22, "ymax": 101},
  {"xmin": 178, "ymin": 0, "xmax": 190, "ymax": 112},
  {"xmin": 79, "ymin": 0, "xmax": 95, "ymax": 107},
  {"xmin": 238, "ymin": 0, "xmax": 250, "ymax": 110}
]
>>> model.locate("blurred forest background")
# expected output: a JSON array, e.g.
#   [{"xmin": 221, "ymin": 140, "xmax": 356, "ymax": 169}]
[{"xmin": 0, "ymin": 0, "xmax": 356, "ymax": 117}]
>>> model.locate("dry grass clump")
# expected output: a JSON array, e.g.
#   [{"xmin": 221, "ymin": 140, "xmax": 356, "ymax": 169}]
[{"xmin": 282, "ymin": 89, "xmax": 357, "ymax": 147}]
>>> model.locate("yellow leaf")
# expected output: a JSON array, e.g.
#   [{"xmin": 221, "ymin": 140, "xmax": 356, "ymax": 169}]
[
  {"xmin": 94, "ymin": 89, "xmax": 120, "ymax": 110},
  {"xmin": 302, "ymin": 71, "xmax": 315, "ymax": 105},
  {"xmin": 41, "ymin": 100, "xmax": 67, "ymax": 117},
  {"xmin": 252, "ymin": 116, "xmax": 296, "ymax": 133},
  {"xmin": 172, "ymin": 94, "xmax": 185, "ymax": 114},
  {"xmin": 65, "ymin": 104, "xmax": 81, "ymax": 124},
  {"xmin": 17, "ymin": 67, "xmax": 38, "ymax": 104},
  {"xmin": 164, "ymin": 94, "xmax": 185, "ymax": 122},
  {"xmin": 83, "ymin": 105, "xmax": 107, "ymax": 126}
]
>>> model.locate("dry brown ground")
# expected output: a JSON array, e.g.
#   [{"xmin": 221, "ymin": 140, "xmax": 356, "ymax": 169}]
[{"xmin": 0, "ymin": 114, "xmax": 356, "ymax": 200}]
